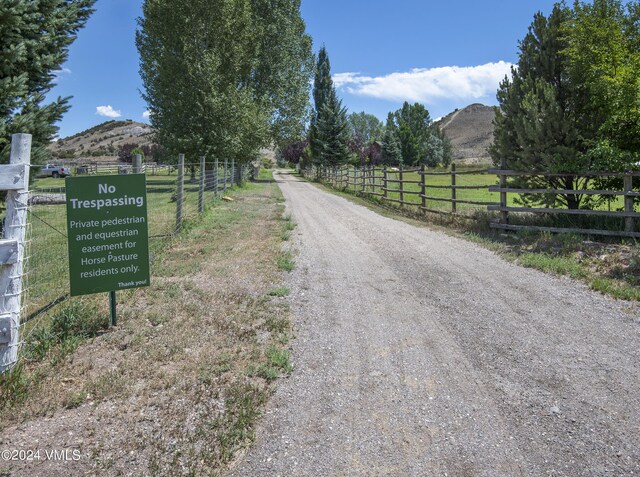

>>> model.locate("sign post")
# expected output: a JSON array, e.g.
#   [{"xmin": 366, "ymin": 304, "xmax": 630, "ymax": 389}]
[{"xmin": 66, "ymin": 174, "xmax": 150, "ymax": 325}]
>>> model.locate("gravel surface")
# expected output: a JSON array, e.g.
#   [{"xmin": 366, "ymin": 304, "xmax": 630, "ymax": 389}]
[{"xmin": 228, "ymin": 171, "xmax": 640, "ymax": 477}]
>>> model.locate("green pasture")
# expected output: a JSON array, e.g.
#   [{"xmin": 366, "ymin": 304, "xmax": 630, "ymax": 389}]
[
  {"xmin": 336, "ymin": 169, "xmax": 506, "ymax": 214},
  {"xmin": 334, "ymin": 168, "xmax": 628, "ymax": 215}
]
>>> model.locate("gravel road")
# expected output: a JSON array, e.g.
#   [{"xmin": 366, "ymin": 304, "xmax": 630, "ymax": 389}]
[{"xmin": 228, "ymin": 171, "xmax": 640, "ymax": 477}]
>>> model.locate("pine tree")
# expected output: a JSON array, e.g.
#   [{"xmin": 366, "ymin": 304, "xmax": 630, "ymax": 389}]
[
  {"xmin": 489, "ymin": 5, "xmax": 588, "ymax": 209},
  {"xmin": 308, "ymin": 47, "xmax": 350, "ymax": 166},
  {"xmin": 382, "ymin": 113, "xmax": 402, "ymax": 165},
  {"xmin": 0, "ymin": 0, "xmax": 96, "ymax": 163},
  {"xmin": 315, "ymin": 92, "xmax": 350, "ymax": 166},
  {"xmin": 423, "ymin": 124, "xmax": 452, "ymax": 167}
]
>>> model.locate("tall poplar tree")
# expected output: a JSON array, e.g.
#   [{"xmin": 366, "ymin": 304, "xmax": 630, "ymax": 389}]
[
  {"xmin": 0, "ymin": 0, "xmax": 96, "ymax": 163},
  {"xmin": 565, "ymin": 0, "xmax": 640, "ymax": 165},
  {"xmin": 137, "ymin": 0, "xmax": 312, "ymax": 163}
]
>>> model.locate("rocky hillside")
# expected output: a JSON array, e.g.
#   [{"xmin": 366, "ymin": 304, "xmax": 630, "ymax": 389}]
[
  {"xmin": 436, "ymin": 103, "xmax": 496, "ymax": 164},
  {"xmin": 49, "ymin": 120, "xmax": 155, "ymax": 161}
]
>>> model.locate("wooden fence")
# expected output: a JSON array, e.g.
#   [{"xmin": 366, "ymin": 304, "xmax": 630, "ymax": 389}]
[
  {"xmin": 302, "ymin": 164, "xmax": 640, "ymax": 238},
  {"xmin": 304, "ymin": 164, "xmax": 497, "ymax": 215},
  {"xmin": 0, "ymin": 134, "xmax": 31, "ymax": 372},
  {"xmin": 488, "ymin": 169, "xmax": 640, "ymax": 238}
]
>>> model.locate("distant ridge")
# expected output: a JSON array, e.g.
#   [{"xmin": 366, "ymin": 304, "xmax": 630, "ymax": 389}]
[
  {"xmin": 48, "ymin": 120, "xmax": 155, "ymax": 161},
  {"xmin": 436, "ymin": 103, "xmax": 496, "ymax": 164}
]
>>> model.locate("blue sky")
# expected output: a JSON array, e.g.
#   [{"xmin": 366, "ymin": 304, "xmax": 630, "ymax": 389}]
[{"xmin": 49, "ymin": 0, "xmax": 560, "ymax": 138}]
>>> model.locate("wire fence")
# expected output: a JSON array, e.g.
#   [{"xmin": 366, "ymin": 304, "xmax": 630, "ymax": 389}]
[{"xmin": 9, "ymin": 157, "xmax": 250, "ymax": 369}]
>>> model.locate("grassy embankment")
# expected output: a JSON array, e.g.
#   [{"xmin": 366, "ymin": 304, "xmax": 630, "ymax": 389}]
[{"xmin": 0, "ymin": 168, "xmax": 296, "ymax": 475}]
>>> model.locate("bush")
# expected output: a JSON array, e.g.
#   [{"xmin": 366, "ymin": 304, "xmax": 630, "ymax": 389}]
[{"xmin": 260, "ymin": 157, "xmax": 273, "ymax": 169}]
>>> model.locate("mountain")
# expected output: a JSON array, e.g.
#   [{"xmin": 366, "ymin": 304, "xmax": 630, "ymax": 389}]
[
  {"xmin": 48, "ymin": 120, "xmax": 155, "ymax": 161},
  {"xmin": 436, "ymin": 103, "xmax": 496, "ymax": 165}
]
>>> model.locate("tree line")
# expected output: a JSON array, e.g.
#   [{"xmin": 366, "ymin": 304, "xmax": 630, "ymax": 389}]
[
  {"xmin": 491, "ymin": 0, "xmax": 640, "ymax": 209},
  {"xmin": 136, "ymin": 0, "xmax": 313, "ymax": 166},
  {"xmin": 291, "ymin": 46, "xmax": 452, "ymax": 170},
  {"xmin": 2, "ymin": 0, "xmax": 638, "ymax": 191}
]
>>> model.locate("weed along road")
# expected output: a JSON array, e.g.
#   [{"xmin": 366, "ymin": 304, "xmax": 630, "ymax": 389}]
[{"xmin": 229, "ymin": 171, "xmax": 640, "ymax": 477}]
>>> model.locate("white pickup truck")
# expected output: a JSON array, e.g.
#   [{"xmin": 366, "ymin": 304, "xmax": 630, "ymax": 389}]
[{"xmin": 38, "ymin": 164, "xmax": 72, "ymax": 178}]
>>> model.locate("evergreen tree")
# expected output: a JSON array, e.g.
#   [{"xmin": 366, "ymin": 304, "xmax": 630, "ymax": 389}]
[
  {"xmin": 382, "ymin": 113, "xmax": 402, "ymax": 165},
  {"xmin": 490, "ymin": 5, "xmax": 588, "ymax": 209},
  {"xmin": 423, "ymin": 124, "xmax": 452, "ymax": 167},
  {"xmin": 394, "ymin": 102, "xmax": 432, "ymax": 166},
  {"xmin": 315, "ymin": 93, "xmax": 351, "ymax": 166},
  {"xmin": 308, "ymin": 47, "xmax": 350, "ymax": 166},
  {"xmin": 0, "ymin": 0, "xmax": 96, "ymax": 163}
]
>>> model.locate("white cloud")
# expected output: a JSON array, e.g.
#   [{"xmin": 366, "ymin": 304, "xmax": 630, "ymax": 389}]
[
  {"xmin": 333, "ymin": 61, "xmax": 513, "ymax": 103},
  {"xmin": 96, "ymin": 105, "xmax": 122, "ymax": 118},
  {"xmin": 53, "ymin": 68, "xmax": 72, "ymax": 80},
  {"xmin": 55, "ymin": 67, "xmax": 72, "ymax": 76},
  {"xmin": 142, "ymin": 110, "xmax": 151, "ymax": 119}
]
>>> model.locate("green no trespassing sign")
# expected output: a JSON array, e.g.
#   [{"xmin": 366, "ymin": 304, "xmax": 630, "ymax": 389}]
[{"xmin": 66, "ymin": 174, "xmax": 150, "ymax": 297}]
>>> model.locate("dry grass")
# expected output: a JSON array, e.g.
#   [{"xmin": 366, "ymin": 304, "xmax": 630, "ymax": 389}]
[{"xmin": 0, "ymin": 177, "xmax": 294, "ymax": 476}]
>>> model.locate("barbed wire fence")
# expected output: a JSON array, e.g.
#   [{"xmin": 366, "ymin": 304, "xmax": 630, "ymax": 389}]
[{"xmin": 1, "ymin": 141, "xmax": 251, "ymax": 372}]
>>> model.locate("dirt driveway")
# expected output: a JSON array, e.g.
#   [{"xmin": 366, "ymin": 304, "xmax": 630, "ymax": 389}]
[{"xmin": 228, "ymin": 171, "xmax": 640, "ymax": 477}]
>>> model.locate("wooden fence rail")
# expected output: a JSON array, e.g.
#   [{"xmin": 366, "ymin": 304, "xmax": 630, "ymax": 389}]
[
  {"xmin": 303, "ymin": 163, "xmax": 497, "ymax": 215},
  {"xmin": 302, "ymin": 164, "xmax": 640, "ymax": 238},
  {"xmin": 0, "ymin": 134, "xmax": 31, "ymax": 372},
  {"xmin": 489, "ymin": 169, "xmax": 639, "ymax": 238}
]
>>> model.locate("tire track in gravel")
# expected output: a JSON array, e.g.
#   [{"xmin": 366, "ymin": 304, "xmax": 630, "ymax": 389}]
[{"xmin": 227, "ymin": 171, "xmax": 640, "ymax": 477}]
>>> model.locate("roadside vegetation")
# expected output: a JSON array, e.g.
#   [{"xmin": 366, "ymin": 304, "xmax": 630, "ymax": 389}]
[
  {"xmin": 279, "ymin": 0, "xmax": 640, "ymax": 302},
  {"xmin": 305, "ymin": 174, "xmax": 640, "ymax": 302},
  {"xmin": 0, "ymin": 173, "xmax": 296, "ymax": 475}
]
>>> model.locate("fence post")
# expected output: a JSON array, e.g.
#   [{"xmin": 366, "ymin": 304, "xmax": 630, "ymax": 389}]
[
  {"xmin": 223, "ymin": 159, "xmax": 228, "ymax": 195},
  {"xmin": 214, "ymin": 159, "xmax": 219, "ymax": 197},
  {"xmin": 399, "ymin": 164, "xmax": 404, "ymax": 206},
  {"xmin": 133, "ymin": 154, "xmax": 142, "ymax": 174},
  {"xmin": 624, "ymin": 170, "xmax": 635, "ymax": 233},
  {"xmin": 176, "ymin": 154, "xmax": 184, "ymax": 233},
  {"xmin": 500, "ymin": 157, "xmax": 509, "ymax": 224},
  {"xmin": 421, "ymin": 164, "xmax": 427, "ymax": 212},
  {"xmin": 231, "ymin": 159, "xmax": 235, "ymax": 186},
  {"xmin": 371, "ymin": 165, "xmax": 375, "ymax": 193},
  {"xmin": 451, "ymin": 162, "xmax": 457, "ymax": 214},
  {"xmin": 0, "ymin": 134, "xmax": 31, "ymax": 373},
  {"xmin": 383, "ymin": 166, "xmax": 388, "ymax": 200},
  {"xmin": 198, "ymin": 156, "xmax": 205, "ymax": 214}
]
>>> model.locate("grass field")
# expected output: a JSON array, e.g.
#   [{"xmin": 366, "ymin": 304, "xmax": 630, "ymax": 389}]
[
  {"xmin": 2, "ymin": 170, "xmax": 295, "ymax": 475},
  {"xmin": 22, "ymin": 167, "xmax": 230, "ymax": 347}
]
